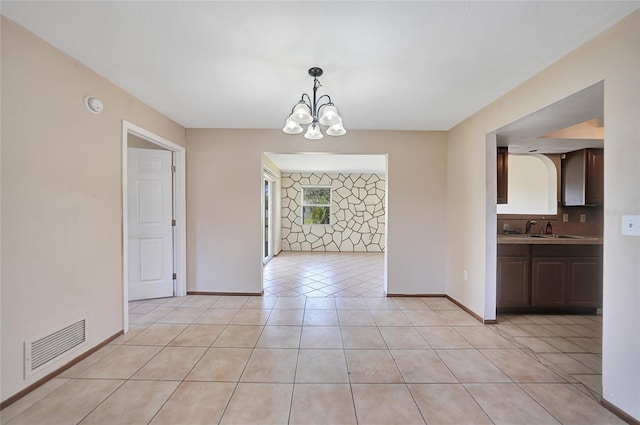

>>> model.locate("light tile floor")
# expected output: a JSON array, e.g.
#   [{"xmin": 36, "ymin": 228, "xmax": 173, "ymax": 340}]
[{"xmin": 2, "ymin": 252, "xmax": 620, "ymax": 425}]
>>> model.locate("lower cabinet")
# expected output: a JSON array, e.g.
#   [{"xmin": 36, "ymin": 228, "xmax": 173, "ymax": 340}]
[
  {"xmin": 532, "ymin": 257, "xmax": 567, "ymax": 306},
  {"xmin": 497, "ymin": 245, "xmax": 529, "ymax": 308},
  {"xmin": 498, "ymin": 244, "xmax": 602, "ymax": 312},
  {"xmin": 566, "ymin": 257, "xmax": 602, "ymax": 307}
]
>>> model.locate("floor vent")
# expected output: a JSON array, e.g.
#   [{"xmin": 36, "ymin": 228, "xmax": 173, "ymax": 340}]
[{"xmin": 25, "ymin": 318, "xmax": 87, "ymax": 378}]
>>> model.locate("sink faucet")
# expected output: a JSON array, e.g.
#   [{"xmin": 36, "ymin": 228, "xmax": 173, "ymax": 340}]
[{"xmin": 525, "ymin": 220, "xmax": 537, "ymax": 234}]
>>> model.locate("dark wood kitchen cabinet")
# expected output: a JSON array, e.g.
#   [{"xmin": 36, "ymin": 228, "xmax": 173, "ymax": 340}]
[
  {"xmin": 497, "ymin": 147, "xmax": 508, "ymax": 204},
  {"xmin": 562, "ymin": 148, "xmax": 604, "ymax": 206},
  {"xmin": 531, "ymin": 245, "xmax": 602, "ymax": 309},
  {"xmin": 498, "ymin": 243, "xmax": 602, "ymax": 313},
  {"xmin": 585, "ymin": 149, "xmax": 604, "ymax": 205},
  {"xmin": 532, "ymin": 257, "xmax": 567, "ymax": 306},
  {"xmin": 566, "ymin": 257, "xmax": 602, "ymax": 307},
  {"xmin": 497, "ymin": 245, "xmax": 529, "ymax": 308}
]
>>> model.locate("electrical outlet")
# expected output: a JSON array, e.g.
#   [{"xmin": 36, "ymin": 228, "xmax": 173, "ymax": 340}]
[
  {"xmin": 562, "ymin": 214, "xmax": 569, "ymax": 222},
  {"xmin": 621, "ymin": 215, "xmax": 640, "ymax": 236},
  {"xmin": 580, "ymin": 214, "xmax": 586, "ymax": 223},
  {"xmin": 463, "ymin": 270, "xmax": 468, "ymax": 280}
]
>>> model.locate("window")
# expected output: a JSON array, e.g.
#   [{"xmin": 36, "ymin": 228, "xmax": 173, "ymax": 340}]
[{"xmin": 302, "ymin": 186, "xmax": 331, "ymax": 224}]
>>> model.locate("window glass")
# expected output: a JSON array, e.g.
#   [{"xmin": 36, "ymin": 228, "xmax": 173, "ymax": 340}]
[{"xmin": 302, "ymin": 187, "xmax": 331, "ymax": 224}]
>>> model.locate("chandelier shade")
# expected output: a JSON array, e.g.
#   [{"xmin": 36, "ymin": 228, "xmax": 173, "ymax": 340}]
[
  {"xmin": 318, "ymin": 105, "xmax": 340, "ymax": 126},
  {"xmin": 326, "ymin": 118, "xmax": 347, "ymax": 136},
  {"xmin": 283, "ymin": 116, "xmax": 303, "ymax": 134},
  {"xmin": 291, "ymin": 102, "xmax": 312, "ymax": 124},
  {"xmin": 283, "ymin": 67, "xmax": 346, "ymax": 139},
  {"xmin": 304, "ymin": 123, "xmax": 323, "ymax": 140}
]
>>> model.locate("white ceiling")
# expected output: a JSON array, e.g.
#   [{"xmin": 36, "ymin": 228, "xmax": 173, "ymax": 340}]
[
  {"xmin": 2, "ymin": 1, "xmax": 638, "ymax": 131},
  {"xmin": 265, "ymin": 153, "xmax": 386, "ymax": 173}
]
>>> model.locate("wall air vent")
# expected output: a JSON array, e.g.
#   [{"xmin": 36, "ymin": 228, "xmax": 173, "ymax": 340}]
[{"xmin": 24, "ymin": 317, "xmax": 87, "ymax": 378}]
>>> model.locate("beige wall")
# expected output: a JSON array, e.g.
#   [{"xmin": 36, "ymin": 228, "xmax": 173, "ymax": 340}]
[
  {"xmin": 0, "ymin": 17, "xmax": 186, "ymax": 401},
  {"xmin": 446, "ymin": 11, "xmax": 640, "ymax": 419},
  {"xmin": 186, "ymin": 129, "xmax": 447, "ymax": 295},
  {"xmin": 128, "ymin": 133, "xmax": 169, "ymax": 150}
]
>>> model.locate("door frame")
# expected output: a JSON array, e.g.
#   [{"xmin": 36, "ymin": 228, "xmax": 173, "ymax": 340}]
[
  {"xmin": 121, "ymin": 120, "xmax": 187, "ymax": 333},
  {"xmin": 263, "ymin": 170, "xmax": 276, "ymax": 264}
]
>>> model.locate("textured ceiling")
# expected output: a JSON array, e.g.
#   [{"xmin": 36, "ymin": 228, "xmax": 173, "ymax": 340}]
[{"xmin": 2, "ymin": 1, "xmax": 638, "ymax": 130}]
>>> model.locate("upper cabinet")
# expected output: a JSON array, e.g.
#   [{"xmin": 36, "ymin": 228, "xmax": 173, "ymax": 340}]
[
  {"xmin": 497, "ymin": 147, "xmax": 508, "ymax": 204},
  {"xmin": 562, "ymin": 148, "xmax": 604, "ymax": 206}
]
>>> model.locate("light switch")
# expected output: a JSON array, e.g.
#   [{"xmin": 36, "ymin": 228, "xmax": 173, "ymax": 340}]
[{"xmin": 621, "ymin": 215, "xmax": 640, "ymax": 236}]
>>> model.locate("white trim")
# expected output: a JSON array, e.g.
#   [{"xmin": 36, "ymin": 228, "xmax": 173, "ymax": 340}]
[
  {"xmin": 484, "ymin": 133, "xmax": 497, "ymax": 321},
  {"xmin": 121, "ymin": 121, "xmax": 186, "ymax": 333},
  {"xmin": 383, "ymin": 154, "xmax": 389, "ymax": 294},
  {"xmin": 262, "ymin": 173, "xmax": 276, "ymax": 264},
  {"xmin": 262, "ymin": 163, "xmax": 282, "ymax": 259},
  {"xmin": 263, "ymin": 165, "xmax": 279, "ymax": 180}
]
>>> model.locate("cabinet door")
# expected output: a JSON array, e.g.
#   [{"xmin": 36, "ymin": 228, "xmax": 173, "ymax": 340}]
[
  {"xmin": 531, "ymin": 257, "xmax": 566, "ymax": 306},
  {"xmin": 562, "ymin": 150, "xmax": 586, "ymax": 206},
  {"xmin": 567, "ymin": 257, "xmax": 602, "ymax": 307},
  {"xmin": 586, "ymin": 149, "xmax": 604, "ymax": 205},
  {"xmin": 562, "ymin": 148, "xmax": 604, "ymax": 206},
  {"xmin": 497, "ymin": 147, "xmax": 508, "ymax": 204},
  {"xmin": 497, "ymin": 256, "xmax": 529, "ymax": 308}
]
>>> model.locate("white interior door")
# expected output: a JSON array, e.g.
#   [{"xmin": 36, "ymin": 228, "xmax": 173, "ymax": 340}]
[{"xmin": 127, "ymin": 147, "xmax": 174, "ymax": 300}]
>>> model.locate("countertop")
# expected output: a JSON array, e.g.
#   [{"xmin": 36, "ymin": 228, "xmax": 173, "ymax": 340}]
[{"xmin": 497, "ymin": 234, "xmax": 603, "ymax": 245}]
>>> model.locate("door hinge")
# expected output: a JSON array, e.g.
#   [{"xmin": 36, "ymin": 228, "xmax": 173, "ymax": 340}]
[
  {"xmin": 171, "ymin": 219, "xmax": 176, "ymax": 226},
  {"xmin": 172, "ymin": 273, "xmax": 177, "ymax": 280},
  {"xmin": 171, "ymin": 165, "xmax": 176, "ymax": 173}
]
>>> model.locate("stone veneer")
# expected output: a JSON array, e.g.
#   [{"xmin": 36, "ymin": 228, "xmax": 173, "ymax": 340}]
[{"xmin": 281, "ymin": 172, "xmax": 386, "ymax": 252}]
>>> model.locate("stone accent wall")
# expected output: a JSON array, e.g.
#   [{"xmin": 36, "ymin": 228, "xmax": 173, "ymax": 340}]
[{"xmin": 281, "ymin": 173, "xmax": 386, "ymax": 252}]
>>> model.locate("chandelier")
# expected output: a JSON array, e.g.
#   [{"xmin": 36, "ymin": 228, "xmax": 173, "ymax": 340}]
[{"xmin": 282, "ymin": 67, "xmax": 346, "ymax": 139}]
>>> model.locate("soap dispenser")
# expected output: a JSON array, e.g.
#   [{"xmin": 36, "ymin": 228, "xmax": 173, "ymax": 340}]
[{"xmin": 546, "ymin": 221, "xmax": 553, "ymax": 234}]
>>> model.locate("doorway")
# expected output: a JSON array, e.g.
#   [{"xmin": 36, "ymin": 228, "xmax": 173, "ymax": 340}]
[
  {"xmin": 261, "ymin": 153, "xmax": 388, "ymax": 295},
  {"xmin": 121, "ymin": 121, "xmax": 186, "ymax": 333},
  {"xmin": 486, "ymin": 83, "xmax": 605, "ymax": 398}
]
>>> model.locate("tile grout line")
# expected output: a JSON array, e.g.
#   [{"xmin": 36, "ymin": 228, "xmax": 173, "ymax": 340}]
[
  {"xmin": 286, "ymin": 303, "xmax": 305, "ymax": 425},
  {"xmin": 214, "ymin": 304, "xmax": 268, "ymax": 425},
  {"xmin": 339, "ymin": 305, "xmax": 360, "ymax": 425},
  {"xmin": 74, "ymin": 379, "xmax": 129, "ymax": 424},
  {"xmin": 513, "ymin": 381, "xmax": 569, "ymax": 425}
]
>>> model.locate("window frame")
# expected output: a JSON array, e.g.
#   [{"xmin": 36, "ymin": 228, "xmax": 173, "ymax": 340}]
[{"xmin": 301, "ymin": 185, "xmax": 332, "ymax": 225}]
